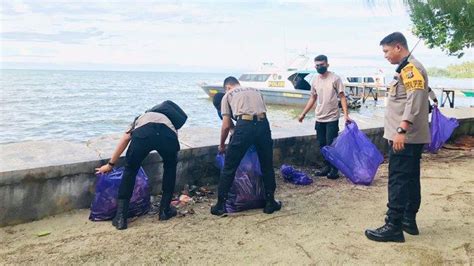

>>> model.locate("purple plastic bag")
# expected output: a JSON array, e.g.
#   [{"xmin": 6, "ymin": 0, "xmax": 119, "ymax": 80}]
[
  {"xmin": 425, "ymin": 106, "xmax": 459, "ymax": 153},
  {"xmin": 280, "ymin": 165, "xmax": 313, "ymax": 185},
  {"xmin": 215, "ymin": 146, "xmax": 265, "ymax": 213},
  {"xmin": 321, "ymin": 122, "xmax": 383, "ymax": 185},
  {"xmin": 89, "ymin": 167, "xmax": 150, "ymax": 221}
]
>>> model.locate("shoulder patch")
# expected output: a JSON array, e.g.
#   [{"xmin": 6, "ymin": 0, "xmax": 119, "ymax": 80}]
[{"xmin": 401, "ymin": 63, "xmax": 425, "ymax": 91}]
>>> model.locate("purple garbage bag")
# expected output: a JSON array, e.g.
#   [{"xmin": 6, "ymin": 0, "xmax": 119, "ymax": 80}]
[
  {"xmin": 425, "ymin": 106, "xmax": 459, "ymax": 153},
  {"xmin": 215, "ymin": 146, "xmax": 265, "ymax": 213},
  {"xmin": 321, "ymin": 122, "xmax": 383, "ymax": 185},
  {"xmin": 280, "ymin": 165, "xmax": 313, "ymax": 185},
  {"xmin": 89, "ymin": 167, "xmax": 150, "ymax": 221}
]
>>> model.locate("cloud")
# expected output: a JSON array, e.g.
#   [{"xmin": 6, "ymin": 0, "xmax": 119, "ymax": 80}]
[{"xmin": 1, "ymin": 28, "xmax": 105, "ymax": 44}]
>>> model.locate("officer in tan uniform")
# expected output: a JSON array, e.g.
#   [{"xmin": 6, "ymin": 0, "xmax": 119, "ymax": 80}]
[
  {"xmin": 210, "ymin": 76, "xmax": 282, "ymax": 215},
  {"xmin": 96, "ymin": 101, "xmax": 186, "ymax": 230},
  {"xmin": 366, "ymin": 32, "xmax": 430, "ymax": 242}
]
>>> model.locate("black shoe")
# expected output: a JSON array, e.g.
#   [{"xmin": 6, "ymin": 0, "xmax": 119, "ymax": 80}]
[
  {"xmin": 385, "ymin": 216, "xmax": 419, "ymax": 235},
  {"xmin": 159, "ymin": 192, "xmax": 177, "ymax": 221},
  {"xmin": 365, "ymin": 223, "xmax": 405, "ymax": 242},
  {"xmin": 263, "ymin": 193, "xmax": 282, "ymax": 214},
  {"xmin": 314, "ymin": 166, "xmax": 330, "ymax": 176},
  {"xmin": 210, "ymin": 197, "xmax": 226, "ymax": 216},
  {"xmin": 402, "ymin": 218, "xmax": 419, "ymax": 235},
  {"xmin": 112, "ymin": 199, "xmax": 129, "ymax": 230},
  {"xmin": 327, "ymin": 168, "xmax": 339, "ymax": 179},
  {"xmin": 159, "ymin": 205, "xmax": 177, "ymax": 220}
]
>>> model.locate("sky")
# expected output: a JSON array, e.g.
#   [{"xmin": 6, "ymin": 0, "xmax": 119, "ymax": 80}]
[{"xmin": 1, "ymin": 0, "xmax": 473, "ymax": 74}]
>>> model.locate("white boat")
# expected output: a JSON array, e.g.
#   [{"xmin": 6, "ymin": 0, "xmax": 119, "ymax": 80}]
[{"xmin": 200, "ymin": 54, "xmax": 386, "ymax": 107}]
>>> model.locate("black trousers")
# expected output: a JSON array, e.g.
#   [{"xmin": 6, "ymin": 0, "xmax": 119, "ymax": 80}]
[
  {"xmin": 218, "ymin": 118, "xmax": 276, "ymax": 199},
  {"xmin": 118, "ymin": 123, "xmax": 179, "ymax": 200},
  {"xmin": 315, "ymin": 120, "xmax": 339, "ymax": 169},
  {"xmin": 386, "ymin": 143, "xmax": 424, "ymax": 223}
]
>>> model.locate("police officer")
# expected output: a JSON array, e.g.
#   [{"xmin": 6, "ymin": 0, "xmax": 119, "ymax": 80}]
[
  {"xmin": 96, "ymin": 101, "xmax": 185, "ymax": 230},
  {"xmin": 365, "ymin": 32, "xmax": 430, "ymax": 242},
  {"xmin": 210, "ymin": 76, "xmax": 282, "ymax": 215}
]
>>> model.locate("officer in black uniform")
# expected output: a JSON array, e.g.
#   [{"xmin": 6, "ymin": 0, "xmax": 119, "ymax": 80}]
[
  {"xmin": 210, "ymin": 76, "xmax": 282, "ymax": 215},
  {"xmin": 365, "ymin": 32, "xmax": 430, "ymax": 242},
  {"xmin": 96, "ymin": 101, "xmax": 186, "ymax": 230}
]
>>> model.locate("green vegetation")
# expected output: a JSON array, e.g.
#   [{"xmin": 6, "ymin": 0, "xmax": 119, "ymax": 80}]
[
  {"xmin": 404, "ymin": 0, "xmax": 474, "ymax": 58},
  {"xmin": 427, "ymin": 61, "xmax": 474, "ymax": 78}
]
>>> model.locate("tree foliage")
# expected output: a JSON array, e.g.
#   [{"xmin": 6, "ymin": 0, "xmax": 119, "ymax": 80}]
[
  {"xmin": 427, "ymin": 61, "xmax": 474, "ymax": 78},
  {"xmin": 404, "ymin": 0, "xmax": 474, "ymax": 58}
]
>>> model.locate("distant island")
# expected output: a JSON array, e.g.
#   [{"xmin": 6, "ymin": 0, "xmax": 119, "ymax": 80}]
[{"xmin": 427, "ymin": 61, "xmax": 473, "ymax": 78}]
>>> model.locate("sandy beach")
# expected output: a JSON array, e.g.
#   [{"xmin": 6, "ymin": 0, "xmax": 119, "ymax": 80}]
[{"xmin": 1, "ymin": 146, "xmax": 473, "ymax": 264}]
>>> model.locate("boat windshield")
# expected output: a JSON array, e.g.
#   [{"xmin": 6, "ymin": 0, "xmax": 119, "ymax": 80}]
[{"xmin": 239, "ymin": 74, "xmax": 271, "ymax": 82}]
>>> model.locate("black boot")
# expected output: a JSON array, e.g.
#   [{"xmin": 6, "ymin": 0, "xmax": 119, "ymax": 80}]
[
  {"xmin": 263, "ymin": 193, "xmax": 282, "ymax": 214},
  {"xmin": 385, "ymin": 216, "xmax": 419, "ymax": 235},
  {"xmin": 314, "ymin": 165, "xmax": 330, "ymax": 176},
  {"xmin": 159, "ymin": 192, "xmax": 177, "ymax": 221},
  {"xmin": 402, "ymin": 217, "xmax": 419, "ymax": 235},
  {"xmin": 365, "ymin": 222, "xmax": 405, "ymax": 242},
  {"xmin": 112, "ymin": 199, "xmax": 129, "ymax": 230},
  {"xmin": 327, "ymin": 167, "xmax": 339, "ymax": 179},
  {"xmin": 210, "ymin": 196, "xmax": 227, "ymax": 216}
]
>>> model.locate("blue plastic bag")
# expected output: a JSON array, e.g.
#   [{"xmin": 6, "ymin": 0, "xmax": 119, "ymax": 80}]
[
  {"xmin": 89, "ymin": 167, "xmax": 150, "ymax": 221},
  {"xmin": 215, "ymin": 146, "xmax": 265, "ymax": 213},
  {"xmin": 425, "ymin": 106, "xmax": 459, "ymax": 153},
  {"xmin": 280, "ymin": 165, "xmax": 313, "ymax": 185},
  {"xmin": 321, "ymin": 122, "xmax": 383, "ymax": 185}
]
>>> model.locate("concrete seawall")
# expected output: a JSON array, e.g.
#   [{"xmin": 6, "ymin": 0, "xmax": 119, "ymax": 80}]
[{"xmin": 1, "ymin": 108, "xmax": 473, "ymax": 227}]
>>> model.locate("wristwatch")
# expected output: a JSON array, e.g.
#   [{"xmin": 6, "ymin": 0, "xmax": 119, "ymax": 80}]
[
  {"xmin": 396, "ymin": 127, "xmax": 407, "ymax": 134},
  {"xmin": 107, "ymin": 161, "xmax": 115, "ymax": 167}
]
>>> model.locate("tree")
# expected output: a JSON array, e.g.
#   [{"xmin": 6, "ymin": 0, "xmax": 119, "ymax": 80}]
[{"xmin": 404, "ymin": 0, "xmax": 474, "ymax": 58}]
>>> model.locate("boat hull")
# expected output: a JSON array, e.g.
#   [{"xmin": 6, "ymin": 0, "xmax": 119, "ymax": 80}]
[{"xmin": 201, "ymin": 85, "xmax": 311, "ymax": 106}]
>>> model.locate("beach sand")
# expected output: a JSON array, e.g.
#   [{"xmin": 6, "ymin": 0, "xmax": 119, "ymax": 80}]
[{"xmin": 1, "ymin": 147, "xmax": 473, "ymax": 264}]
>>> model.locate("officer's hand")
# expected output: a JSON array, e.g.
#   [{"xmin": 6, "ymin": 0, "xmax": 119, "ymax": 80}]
[
  {"xmin": 392, "ymin": 133, "xmax": 406, "ymax": 152},
  {"xmin": 218, "ymin": 144, "xmax": 226, "ymax": 154},
  {"xmin": 297, "ymin": 113, "xmax": 305, "ymax": 123},
  {"xmin": 95, "ymin": 164, "xmax": 113, "ymax": 174},
  {"xmin": 344, "ymin": 115, "xmax": 352, "ymax": 125}
]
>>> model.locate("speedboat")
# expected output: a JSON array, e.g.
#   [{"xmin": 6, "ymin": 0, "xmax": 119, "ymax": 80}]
[{"xmin": 200, "ymin": 54, "xmax": 386, "ymax": 108}]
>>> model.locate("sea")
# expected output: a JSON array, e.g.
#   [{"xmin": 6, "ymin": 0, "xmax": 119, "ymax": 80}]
[{"xmin": 1, "ymin": 69, "xmax": 472, "ymax": 144}]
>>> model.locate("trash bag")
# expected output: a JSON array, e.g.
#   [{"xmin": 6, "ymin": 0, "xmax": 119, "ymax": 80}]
[
  {"xmin": 425, "ymin": 106, "xmax": 459, "ymax": 153},
  {"xmin": 280, "ymin": 165, "xmax": 313, "ymax": 185},
  {"xmin": 89, "ymin": 167, "xmax": 150, "ymax": 221},
  {"xmin": 215, "ymin": 146, "xmax": 265, "ymax": 213},
  {"xmin": 321, "ymin": 122, "xmax": 383, "ymax": 185}
]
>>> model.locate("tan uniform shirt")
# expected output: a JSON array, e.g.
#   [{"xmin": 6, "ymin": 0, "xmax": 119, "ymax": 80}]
[
  {"xmin": 310, "ymin": 71, "xmax": 345, "ymax": 122},
  {"xmin": 127, "ymin": 112, "xmax": 177, "ymax": 134},
  {"xmin": 221, "ymin": 86, "xmax": 267, "ymax": 118},
  {"xmin": 384, "ymin": 56, "xmax": 430, "ymax": 144}
]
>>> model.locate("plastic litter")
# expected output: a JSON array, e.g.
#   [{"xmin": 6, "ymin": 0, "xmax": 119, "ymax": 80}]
[
  {"xmin": 321, "ymin": 122, "xmax": 383, "ymax": 185},
  {"xmin": 280, "ymin": 165, "xmax": 313, "ymax": 185},
  {"xmin": 425, "ymin": 106, "xmax": 459, "ymax": 153},
  {"xmin": 89, "ymin": 167, "xmax": 150, "ymax": 221},
  {"xmin": 215, "ymin": 146, "xmax": 265, "ymax": 213}
]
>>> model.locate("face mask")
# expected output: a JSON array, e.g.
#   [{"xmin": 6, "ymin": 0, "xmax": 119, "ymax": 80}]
[{"xmin": 317, "ymin": 66, "xmax": 328, "ymax": 74}]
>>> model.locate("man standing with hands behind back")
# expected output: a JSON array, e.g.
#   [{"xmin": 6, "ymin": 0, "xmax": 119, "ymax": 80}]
[
  {"xmin": 298, "ymin": 55, "xmax": 351, "ymax": 179},
  {"xmin": 365, "ymin": 32, "xmax": 430, "ymax": 243}
]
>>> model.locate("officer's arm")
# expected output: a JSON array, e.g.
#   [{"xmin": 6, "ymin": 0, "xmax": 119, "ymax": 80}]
[
  {"xmin": 300, "ymin": 94, "xmax": 317, "ymax": 117},
  {"xmin": 428, "ymin": 89, "xmax": 438, "ymax": 103},
  {"xmin": 401, "ymin": 64, "xmax": 426, "ymax": 130},
  {"xmin": 220, "ymin": 115, "xmax": 232, "ymax": 148},
  {"xmin": 339, "ymin": 92, "xmax": 350, "ymax": 120},
  {"xmin": 95, "ymin": 132, "xmax": 131, "ymax": 174}
]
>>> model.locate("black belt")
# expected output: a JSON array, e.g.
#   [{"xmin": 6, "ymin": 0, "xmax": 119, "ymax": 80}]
[{"xmin": 236, "ymin": 113, "xmax": 266, "ymax": 121}]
